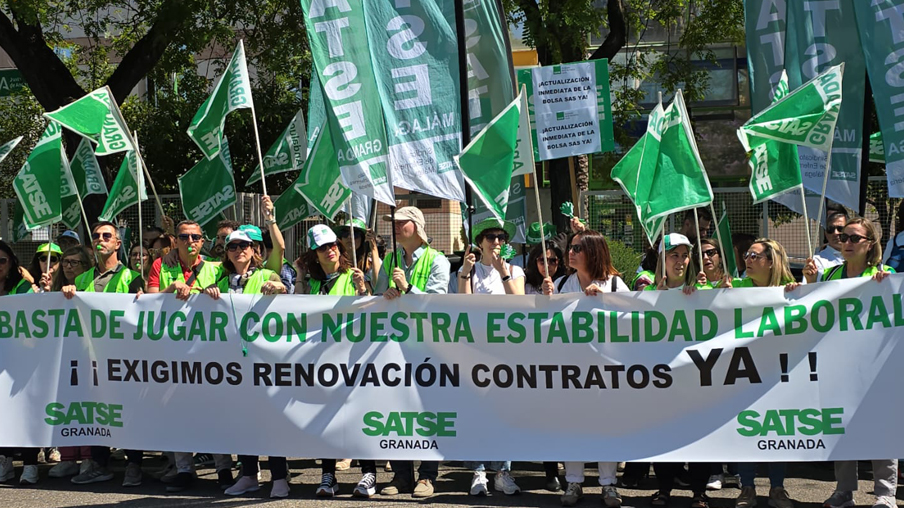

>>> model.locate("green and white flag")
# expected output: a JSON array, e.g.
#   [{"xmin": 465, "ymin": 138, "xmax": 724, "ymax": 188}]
[
  {"xmin": 294, "ymin": 122, "xmax": 351, "ymax": 220},
  {"xmin": 13, "ymin": 122, "xmax": 63, "ymax": 227},
  {"xmin": 187, "ymin": 41, "xmax": 253, "ymax": 160},
  {"xmin": 0, "ymin": 136, "xmax": 22, "ymax": 164},
  {"xmin": 455, "ymin": 93, "xmax": 522, "ymax": 221},
  {"xmin": 59, "ymin": 153, "xmax": 81, "ymax": 230},
  {"xmin": 99, "ymin": 150, "xmax": 147, "ymax": 221},
  {"xmin": 745, "ymin": 71, "xmax": 802, "ymax": 204},
  {"xmin": 70, "ymin": 138, "xmax": 108, "ymax": 198},
  {"xmin": 738, "ymin": 64, "xmax": 844, "ymax": 153},
  {"xmin": 306, "ymin": 76, "xmax": 326, "ymax": 152},
  {"xmin": 717, "ymin": 202, "xmax": 737, "ymax": 278},
  {"xmin": 744, "ymin": 0, "xmax": 789, "ymax": 115},
  {"xmin": 870, "ymin": 132, "xmax": 885, "ymax": 164},
  {"xmin": 246, "ymin": 109, "xmax": 307, "ymax": 186},
  {"xmin": 512, "ymin": 90, "xmax": 535, "ymax": 178},
  {"xmin": 43, "ymin": 86, "xmax": 132, "ymax": 156},
  {"xmin": 179, "ymin": 139, "xmax": 237, "ymax": 226},
  {"xmin": 274, "ymin": 179, "xmax": 313, "ymax": 231},
  {"xmin": 610, "ymin": 132, "xmax": 664, "ymax": 242}
]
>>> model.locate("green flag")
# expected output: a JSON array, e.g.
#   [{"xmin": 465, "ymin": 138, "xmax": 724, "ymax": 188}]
[
  {"xmin": 306, "ymin": 76, "xmax": 325, "ymax": 152},
  {"xmin": 99, "ymin": 150, "xmax": 147, "ymax": 221},
  {"xmin": 610, "ymin": 132, "xmax": 663, "ymax": 242},
  {"xmin": 738, "ymin": 64, "xmax": 844, "ymax": 153},
  {"xmin": 187, "ymin": 41, "xmax": 253, "ymax": 160},
  {"xmin": 745, "ymin": 71, "xmax": 803, "ymax": 204},
  {"xmin": 275, "ymin": 179, "xmax": 313, "ymax": 231},
  {"xmin": 455, "ymin": 92, "xmax": 522, "ymax": 221},
  {"xmin": 12, "ymin": 200, "xmax": 33, "ymax": 243},
  {"xmin": 0, "ymin": 136, "xmax": 22, "ymax": 164},
  {"xmin": 246, "ymin": 109, "xmax": 307, "ymax": 186},
  {"xmin": 717, "ymin": 202, "xmax": 737, "ymax": 278},
  {"xmin": 59, "ymin": 154, "xmax": 81, "ymax": 230},
  {"xmin": 60, "ymin": 139, "xmax": 108, "ymax": 230},
  {"xmin": 13, "ymin": 122, "xmax": 63, "ymax": 227},
  {"xmin": 294, "ymin": 122, "xmax": 351, "ymax": 220},
  {"xmin": 870, "ymin": 132, "xmax": 885, "ymax": 164},
  {"xmin": 179, "ymin": 139, "xmax": 237, "ymax": 226},
  {"xmin": 43, "ymin": 86, "xmax": 133, "ymax": 156}
]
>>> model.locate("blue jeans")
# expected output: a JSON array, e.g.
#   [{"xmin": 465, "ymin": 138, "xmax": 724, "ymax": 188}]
[
  {"xmin": 465, "ymin": 461, "xmax": 511, "ymax": 472},
  {"xmin": 738, "ymin": 462, "xmax": 786, "ymax": 488}
]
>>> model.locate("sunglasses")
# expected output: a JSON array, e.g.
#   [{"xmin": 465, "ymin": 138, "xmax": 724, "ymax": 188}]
[
  {"xmin": 484, "ymin": 233, "xmax": 508, "ymax": 242},
  {"xmin": 826, "ymin": 225, "xmax": 845, "ymax": 234},
  {"xmin": 316, "ymin": 242, "xmax": 338, "ymax": 253},
  {"xmin": 41, "ymin": 256, "xmax": 60, "ymax": 264},
  {"xmin": 226, "ymin": 241, "xmax": 253, "ymax": 252},
  {"xmin": 338, "ymin": 229, "xmax": 364, "ymax": 240},
  {"xmin": 839, "ymin": 233, "xmax": 871, "ymax": 244},
  {"xmin": 0, "ymin": 257, "xmax": 9, "ymax": 265},
  {"xmin": 91, "ymin": 232, "xmax": 114, "ymax": 241},
  {"xmin": 702, "ymin": 248, "xmax": 719, "ymax": 258},
  {"xmin": 177, "ymin": 233, "xmax": 204, "ymax": 242},
  {"xmin": 744, "ymin": 251, "xmax": 770, "ymax": 262},
  {"xmin": 568, "ymin": 244, "xmax": 584, "ymax": 254},
  {"xmin": 545, "ymin": 257, "xmax": 560, "ymax": 264},
  {"xmin": 61, "ymin": 259, "xmax": 82, "ymax": 267}
]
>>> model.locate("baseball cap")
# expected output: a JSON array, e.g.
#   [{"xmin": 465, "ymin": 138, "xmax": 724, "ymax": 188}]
[
  {"xmin": 225, "ymin": 230, "xmax": 254, "ymax": 245},
  {"xmin": 307, "ymin": 224, "xmax": 338, "ymax": 250},
  {"xmin": 659, "ymin": 233, "xmax": 693, "ymax": 253},
  {"xmin": 238, "ymin": 224, "xmax": 263, "ymax": 242}
]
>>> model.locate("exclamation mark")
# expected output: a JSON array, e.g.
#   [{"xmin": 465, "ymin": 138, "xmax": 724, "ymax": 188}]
[
  {"xmin": 779, "ymin": 353, "xmax": 789, "ymax": 382},
  {"xmin": 92, "ymin": 361, "xmax": 98, "ymax": 386},
  {"xmin": 69, "ymin": 361, "xmax": 78, "ymax": 386},
  {"xmin": 808, "ymin": 352, "xmax": 818, "ymax": 381}
]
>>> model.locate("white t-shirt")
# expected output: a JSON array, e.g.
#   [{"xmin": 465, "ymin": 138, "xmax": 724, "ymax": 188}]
[
  {"xmin": 455, "ymin": 262, "xmax": 525, "ymax": 295},
  {"xmin": 813, "ymin": 245, "xmax": 843, "ymax": 272},
  {"xmin": 553, "ymin": 273, "xmax": 630, "ymax": 294}
]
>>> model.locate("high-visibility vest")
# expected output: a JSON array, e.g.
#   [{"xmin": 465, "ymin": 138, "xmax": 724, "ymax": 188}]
[
  {"xmin": 75, "ymin": 266, "xmax": 140, "ymax": 293},
  {"xmin": 382, "ymin": 247, "xmax": 439, "ymax": 292},
  {"xmin": 308, "ymin": 270, "xmax": 357, "ymax": 296},
  {"xmin": 215, "ymin": 268, "xmax": 276, "ymax": 295}
]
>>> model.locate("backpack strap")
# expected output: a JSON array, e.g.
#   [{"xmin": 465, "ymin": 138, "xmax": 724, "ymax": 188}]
[{"xmin": 556, "ymin": 273, "xmax": 572, "ymax": 292}]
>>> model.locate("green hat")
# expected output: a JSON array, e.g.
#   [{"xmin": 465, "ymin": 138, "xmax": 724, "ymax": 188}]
[
  {"xmin": 238, "ymin": 224, "xmax": 263, "ymax": 242},
  {"xmin": 525, "ymin": 222, "xmax": 556, "ymax": 244},
  {"xmin": 36, "ymin": 243, "xmax": 63, "ymax": 256},
  {"xmin": 473, "ymin": 218, "xmax": 516, "ymax": 242},
  {"xmin": 335, "ymin": 218, "xmax": 368, "ymax": 231}
]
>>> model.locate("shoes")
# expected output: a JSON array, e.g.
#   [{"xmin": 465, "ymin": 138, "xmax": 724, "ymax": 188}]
[
  {"xmin": 495, "ymin": 470, "xmax": 521, "ymax": 495},
  {"xmin": 768, "ymin": 486, "xmax": 793, "ymax": 508},
  {"xmin": 122, "ymin": 463, "xmax": 142, "ymax": 487},
  {"xmin": 316, "ymin": 472, "xmax": 339, "ymax": 497},
  {"xmin": 737, "ymin": 486, "xmax": 758, "ymax": 508},
  {"xmin": 470, "ymin": 471, "xmax": 488, "ymax": 496},
  {"xmin": 602, "ymin": 485, "xmax": 622, "ymax": 507},
  {"xmin": 547, "ymin": 474, "xmax": 562, "ymax": 492},
  {"xmin": 159, "ymin": 462, "xmax": 178, "ymax": 483},
  {"xmin": 71, "ymin": 461, "xmax": 114, "ymax": 485},
  {"xmin": 381, "ymin": 473, "xmax": 414, "ymax": 495},
  {"xmin": 193, "ymin": 453, "xmax": 215, "ymax": 468},
  {"xmin": 165, "ymin": 472, "xmax": 195, "ymax": 493},
  {"xmin": 0, "ymin": 456, "xmax": 15, "ymax": 482},
  {"xmin": 225, "ymin": 475, "xmax": 260, "ymax": 496},
  {"xmin": 874, "ymin": 495, "xmax": 896, "ymax": 508},
  {"xmin": 707, "ymin": 474, "xmax": 723, "ymax": 490},
  {"xmin": 413, "ymin": 478, "xmax": 435, "ymax": 498},
  {"xmin": 620, "ymin": 475, "xmax": 642, "ymax": 488},
  {"xmin": 336, "ymin": 458, "xmax": 352, "ymax": 471},
  {"xmin": 271, "ymin": 478, "xmax": 290, "ymax": 498},
  {"xmin": 353, "ymin": 472, "xmax": 377, "ymax": 498},
  {"xmin": 19, "ymin": 465, "xmax": 39, "ymax": 485},
  {"xmin": 824, "ymin": 490, "xmax": 854, "ymax": 508},
  {"xmin": 49, "ymin": 461, "xmax": 80, "ymax": 478},
  {"xmin": 217, "ymin": 468, "xmax": 234, "ymax": 490},
  {"xmin": 562, "ymin": 482, "xmax": 584, "ymax": 506}
]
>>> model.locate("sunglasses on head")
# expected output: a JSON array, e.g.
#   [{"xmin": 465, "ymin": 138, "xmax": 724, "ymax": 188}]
[
  {"xmin": 702, "ymin": 248, "xmax": 719, "ymax": 258},
  {"xmin": 177, "ymin": 233, "xmax": 204, "ymax": 242},
  {"xmin": 484, "ymin": 233, "xmax": 508, "ymax": 242},
  {"xmin": 826, "ymin": 225, "xmax": 845, "ymax": 234},
  {"xmin": 317, "ymin": 242, "xmax": 338, "ymax": 253},
  {"xmin": 338, "ymin": 229, "xmax": 364, "ymax": 240},
  {"xmin": 839, "ymin": 233, "xmax": 871, "ymax": 244},
  {"xmin": 226, "ymin": 241, "xmax": 253, "ymax": 252},
  {"xmin": 92, "ymin": 232, "xmax": 114, "ymax": 241},
  {"xmin": 568, "ymin": 244, "xmax": 584, "ymax": 253}
]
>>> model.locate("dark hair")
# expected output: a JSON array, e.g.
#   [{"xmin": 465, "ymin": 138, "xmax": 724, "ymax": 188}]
[
  {"xmin": 684, "ymin": 207, "xmax": 713, "ymax": 223},
  {"xmin": 476, "ymin": 227, "xmax": 508, "ymax": 246},
  {"xmin": 91, "ymin": 221, "xmax": 119, "ymax": 236},
  {"xmin": 525, "ymin": 244, "xmax": 565, "ymax": 290},
  {"xmin": 261, "ymin": 230, "xmax": 273, "ymax": 250},
  {"xmin": 128, "ymin": 244, "xmax": 152, "ymax": 280},
  {"xmin": 0, "ymin": 240, "xmax": 23, "ymax": 293},
  {"xmin": 217, "ymin": 219, "xmax": 241, "ymax": 233},
  {"xmin": 223, "ymin": 249, "xmax": 264, "ymax": 274},
  {"xmin": 28, "ymin": 248, "xmax": 60, "ymax": 285},
  {"xmin": 302, "ymin": 241, "xmax": 351, "ymax": 282},
  {"xmin": 567, "ymin": 230, "xmax": 619, "ymax": 281},
  {"xmin": 733, "ymin": 232, "xmax": 757, "ymax": 266},
  {"xmin": 52, "ymin": 246, "xmax": 96, "ymax": 291}
]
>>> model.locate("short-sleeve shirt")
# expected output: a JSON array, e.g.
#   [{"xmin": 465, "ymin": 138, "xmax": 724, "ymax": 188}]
[
  {"xmin": 454, "ymin": 262, "xmax": 525, "ymax": 295},
  {"xmin": 554, "ymin": 274, "xmax": 629, "ymax": 294}
]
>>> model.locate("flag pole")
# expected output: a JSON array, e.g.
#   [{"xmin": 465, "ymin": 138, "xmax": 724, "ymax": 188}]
[
  {"xmin": 390, "ymin": 205, "xmax": 398, "ymax": 272},
  {"xmin": 346, "ymin": 198, "xmax": 357, "ymax": 270},
  {"xmin": 799, "ymin": 186, "xmax": 814, "ymax": 257},
  {"xmin": 134, "ymin": 132, "xmax": 144, "ymax": 277},
  {"xmin": 243, "ymin": 41, "xmax": 269, "ymax": 196},
  {"xmin": 454, "ymin": 0, "xmax": 473, "ymax": 247},
  {"xmin": 709, "ymin": 203, "xmax": 730, "ymax": 279},
  {"xmin": 813, "ymin": 149, "xmax": 833, "ymax": 253},
  {"xmin": 657, "ymin": 92, "xmax": 666, "ymax": 287},
  {"xmin": 693, "ymin": 208, "xmax": 705, "ymax": 277}
]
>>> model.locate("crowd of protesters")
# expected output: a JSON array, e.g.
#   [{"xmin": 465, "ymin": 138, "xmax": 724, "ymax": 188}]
[{"xmin": 0, "ymin": 199, "xmax": 898, "ymax": 508}]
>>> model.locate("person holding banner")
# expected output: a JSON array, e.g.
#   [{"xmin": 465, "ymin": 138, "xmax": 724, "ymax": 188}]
[
  {"xmin": 378, "ymin": 206, "xmax": 450, "ymax": 499},
  {"xmin": 302, "ymin": 225, "xmax": 369, "ymax": 298},
  {"xmin": 801, "ymin": 218, "xmax": 895, "ymax": 284},
  {"xmin": 47, "ymin": 246, "xmax": 95, "ymax": 293},
  {"xmin": 540, "ymin": 229, "xmax": 626, "ymax": 507},
  {"xmin": 699, "ymin": 238, "xmax": 732, "ymax": 288},
  {"xmin": 27, "ymin": 243, "xmax": 62, "ymax": 293},
  {"xmin": 336, "ymin": 218, "xmax": 381, "ymax": 283},
  {"xmin": 643, "ymin": 234, "xmax": 706, "ymax": 292}
]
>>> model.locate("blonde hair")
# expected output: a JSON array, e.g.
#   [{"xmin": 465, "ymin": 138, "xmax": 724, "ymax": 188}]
[
  {"xmin": 751, "ymin": 238, "xmax": 794, "ymax": 287},
  {"xmin": 654, "ymin": 242, "xmax": 698, "ymax": 287},
  {"xmin": 844, "ymin": 217, "xmax": 882, "ymax": 267}
]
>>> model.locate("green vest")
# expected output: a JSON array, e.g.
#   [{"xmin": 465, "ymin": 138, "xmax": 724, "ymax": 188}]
[
  {"xmin": 823, "ymin": 263, "xmax": 895, "ymax": 281},
  {"xmin": 631, "ymin": 270, "xmax": 655, "ymax": 289},
  {"xmin": 75, "ymin": 266, "xmax": 140, "ymax": 293},
  {"xmin": 215, "ymin": 268, "xmax": 276, "ymax": 295},
  {"xmin": 7, "ymin": 278, "xmax": 31, "ymax": 295},
  {"xmin": 731, "ymin": 277, "xmax": 756, "ymax": 288},
  {"xmin": 158, "ymin": 259, "xmax": 222, "ymax": 292},
  {"xmin": 383, "ymin": 246, "xmax": 439, "ymax": 292},
  {"xmin": 308, "ymin": 271, "xmax": 357, "ymax": 296}
]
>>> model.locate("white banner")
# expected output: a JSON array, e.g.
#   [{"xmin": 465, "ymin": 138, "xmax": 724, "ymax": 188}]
[{"xmin": 2, "ymin": 277, "xmax": 904, "ymax": 461}]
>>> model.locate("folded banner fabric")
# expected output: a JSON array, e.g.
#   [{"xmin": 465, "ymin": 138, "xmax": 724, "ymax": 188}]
[{"xmin": 3, "ymin": 277, "xmax": 904, "ymax": 461}]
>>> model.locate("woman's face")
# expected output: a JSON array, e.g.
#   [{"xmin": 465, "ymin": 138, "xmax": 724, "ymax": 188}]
[
  {"xmin": 339, "ymin": 228, "xmax": 364, "ymax": 253},
  {"xmin": 39, "ymin": 253, "xmax": 60, "ymax": 275},
  {"xmin": 665, "ymin": 246, "xmax": 690, "ymax": 281},
  {"xmin": 226, "ymin": 241, "xmax": 253, "ymax": 266},
  {"xmin": 538, "ymin": 249, "xmax": 559, "ymax": 278},
  {"xmin": 479, "ymin": 229, "xmax": 507, "ymax": 257},
  {"xmin": 61, "ymin": 254, "xmax": 85, "ymax": 281},
  {"xmin": 744, "ymin": 243, "xmax": 772, "ymax": 282},
  {"xmin": 0, "ymin": 251, "xmax": 10, "ymax": 280},
  {"xmin": 316, "ymin": 242, "xmax": 340, "ymax": 267},
  {"xmin": 701, "ymin": 243, "xmax": 721, "ymax": 278},
  {"xmin": 568, "ymin": 237, "xmax": 585, "ymax": 272},
  {"xmin": 840, "ymin": 223, "xmax": 872, "ymax": 263},
  {"xmin": 129, "ymin": 247, "xmax": 148, "ymax": 271}
]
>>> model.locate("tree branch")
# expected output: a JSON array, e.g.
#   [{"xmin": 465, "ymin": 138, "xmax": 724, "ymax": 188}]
[{"xmin": 589, "ymin": 0, "xmax": 627, "ymax": 61}]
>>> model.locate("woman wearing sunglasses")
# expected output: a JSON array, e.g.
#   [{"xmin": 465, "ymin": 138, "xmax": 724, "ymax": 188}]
[
  {"xmin": 27, "ymin": 242, "xmax": 62, "ymax": 293},
  {"xmin": 698, "ymin": 238, "xmax": 733, "ymax": 288},
  {"xmin": 525, "ymin": 243, "xmax": 565, "ymax": 295},
  {"xmin": 335, "ymin": 218, "xmax": 381, "ymax": 283},
  {"xmin": 801, "ymin": 218, "xmax": 893, "ymax": 283},
  {"xmin": 540, "ymin": 229, "xmax": 627, "ymax": 508}
]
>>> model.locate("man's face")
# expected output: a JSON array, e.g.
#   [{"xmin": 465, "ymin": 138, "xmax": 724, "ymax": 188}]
[
  {"xmin": 92, "ymin": 225, "xmax": 121, "ymax": 257},
  {"xmin": 826, "ymin": 216, "xmax": 846, "ymax": 251},
  {"xmin": 176, "ymin": 225, "xmax": 204, "ymax": 261}
]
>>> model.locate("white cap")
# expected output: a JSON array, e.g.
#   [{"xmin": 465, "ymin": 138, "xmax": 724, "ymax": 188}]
[
  {"xmin": 225, "ymin": 230, "xmax": 253, "ymax": 245},
  {"xmin": 307, "ymin": 224, "xmax": 338, "ymax": 250},
  {"xmin": 659, "ymin": 233, "xmax": 693, "ymax": 253}
]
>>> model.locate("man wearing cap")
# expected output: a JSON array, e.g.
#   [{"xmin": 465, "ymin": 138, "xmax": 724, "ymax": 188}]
[
  {"xmin": 62, "ymin": 222, "xmax": 144, "ymax": 487},
  {"xmin": 377, "ymin": 206, "xmax": 449, "ymax": 499},
  {"xmin": 56, "ymin": 230, "xmax": 81, "ymax": 251}
]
